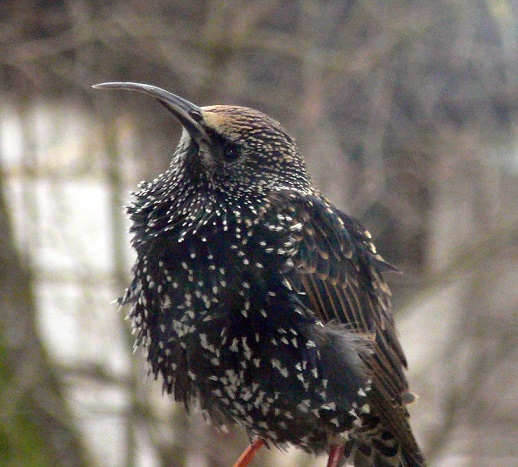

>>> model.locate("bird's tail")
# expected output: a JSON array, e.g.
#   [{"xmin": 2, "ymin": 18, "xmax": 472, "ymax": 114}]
[{"xmin": 344, "ymin": 417, "xmax": 425, "ymax": 467}]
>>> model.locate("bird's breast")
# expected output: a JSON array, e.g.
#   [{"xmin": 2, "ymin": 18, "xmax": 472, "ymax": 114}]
[{"xmin": 125, "ymin": 202, "xmax": 373, "ymax": 452}]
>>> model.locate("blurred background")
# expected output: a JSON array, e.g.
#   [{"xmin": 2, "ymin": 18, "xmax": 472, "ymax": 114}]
[{"xmin": 1, "ymin": 1, "xmax": 517, "ymax": 466}]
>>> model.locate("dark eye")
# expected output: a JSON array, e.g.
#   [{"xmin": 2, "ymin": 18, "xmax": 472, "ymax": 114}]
[
  {"xmin": 223, "ymin": 143, "xmax": 240, "ymax": 161},
  {"xmin": 189, "ymin": 109, "xmax": 204, "ymax": 123}
]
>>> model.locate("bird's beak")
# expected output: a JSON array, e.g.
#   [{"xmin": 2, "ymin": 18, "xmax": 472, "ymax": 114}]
[{"xmin": 92, "ymin": 82, "xmax": 210, "ymax": 144}]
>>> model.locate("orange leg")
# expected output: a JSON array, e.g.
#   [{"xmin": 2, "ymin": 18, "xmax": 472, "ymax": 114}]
[
  {"xmin": 327, "ymin": 445, "xmax": 345, "ymax": 467},
  {"xmin": 233, "ymin": 437, "xmax": 265, "ymax": 467}
]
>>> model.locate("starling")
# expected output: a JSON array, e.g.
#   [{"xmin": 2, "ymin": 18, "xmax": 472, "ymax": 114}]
[{"xmin": 94, "ymin": 82, "xmax": 425, "ymax": 467}]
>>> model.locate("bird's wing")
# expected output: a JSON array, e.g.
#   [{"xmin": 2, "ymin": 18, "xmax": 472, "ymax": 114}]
[
  {"xmin": 261, "ymin": 191, "xmax": 425, "ymax": 462},
  {"xmin": 263, "ymin": 190, "xmax": 410, "ymax": 412}
]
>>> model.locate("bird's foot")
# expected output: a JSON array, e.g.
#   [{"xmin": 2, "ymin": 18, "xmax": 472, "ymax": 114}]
[
  {"xmin": 327, "ymin": 444, "xmax": 345, "ymax": 467},
  {"xmin": 233, "ymin": 437, "xmax": 265, "ymax": 467}
]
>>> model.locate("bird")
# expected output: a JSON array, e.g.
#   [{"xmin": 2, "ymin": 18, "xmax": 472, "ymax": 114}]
[{"xmin": 93, "ymin": 81, "xmax": 426, "ymax": 467}]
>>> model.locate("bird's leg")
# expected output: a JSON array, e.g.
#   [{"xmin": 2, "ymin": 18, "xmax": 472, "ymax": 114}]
[
  {"xmin": 233, "ymin": 437, "xmax": 265, "ymax": 467},
  {"xmin": 327, "ymin": 445, "xmax": 345, "ymax": 467}
]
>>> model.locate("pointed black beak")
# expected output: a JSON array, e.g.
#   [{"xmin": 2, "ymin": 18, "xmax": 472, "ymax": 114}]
[{"xmin": 92, "ymin": 82, "xmax": 210, "ymax": 144}]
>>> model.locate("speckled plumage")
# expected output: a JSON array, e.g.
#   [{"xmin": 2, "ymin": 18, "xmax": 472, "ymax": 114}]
[{"xmin": 95, "ymin": 82, "xmax": 425, "ymax": 466}]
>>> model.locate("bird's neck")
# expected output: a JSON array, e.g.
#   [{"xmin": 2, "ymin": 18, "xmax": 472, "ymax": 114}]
[{"xmin": 128, "ymin": 168, "xmax": 269, "ymax": 250}]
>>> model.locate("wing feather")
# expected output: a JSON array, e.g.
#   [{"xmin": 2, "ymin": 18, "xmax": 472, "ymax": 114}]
[{"xmin": 265, "ymin": 190, "xmax": 417, "ymax": 451}]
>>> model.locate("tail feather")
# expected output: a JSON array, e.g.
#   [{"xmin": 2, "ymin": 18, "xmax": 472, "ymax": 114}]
[{"xmin": 343, "ymin": 416, "xmax": 425, "ymax": 466}]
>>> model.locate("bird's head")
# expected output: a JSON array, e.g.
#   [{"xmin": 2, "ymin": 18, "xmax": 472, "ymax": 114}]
[{"xmin": 93, "ymin": 82, "xmax": 312, "ymax": 201}]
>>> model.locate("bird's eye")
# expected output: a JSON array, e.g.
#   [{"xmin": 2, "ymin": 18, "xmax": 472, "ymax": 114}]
[
  {"xmin": 223, "ymin": 143, "xmax": 240, "ymax": 161},
  {"xmin": 189, "ymin": 109, "xmax": 204, "ymax": 123}
]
